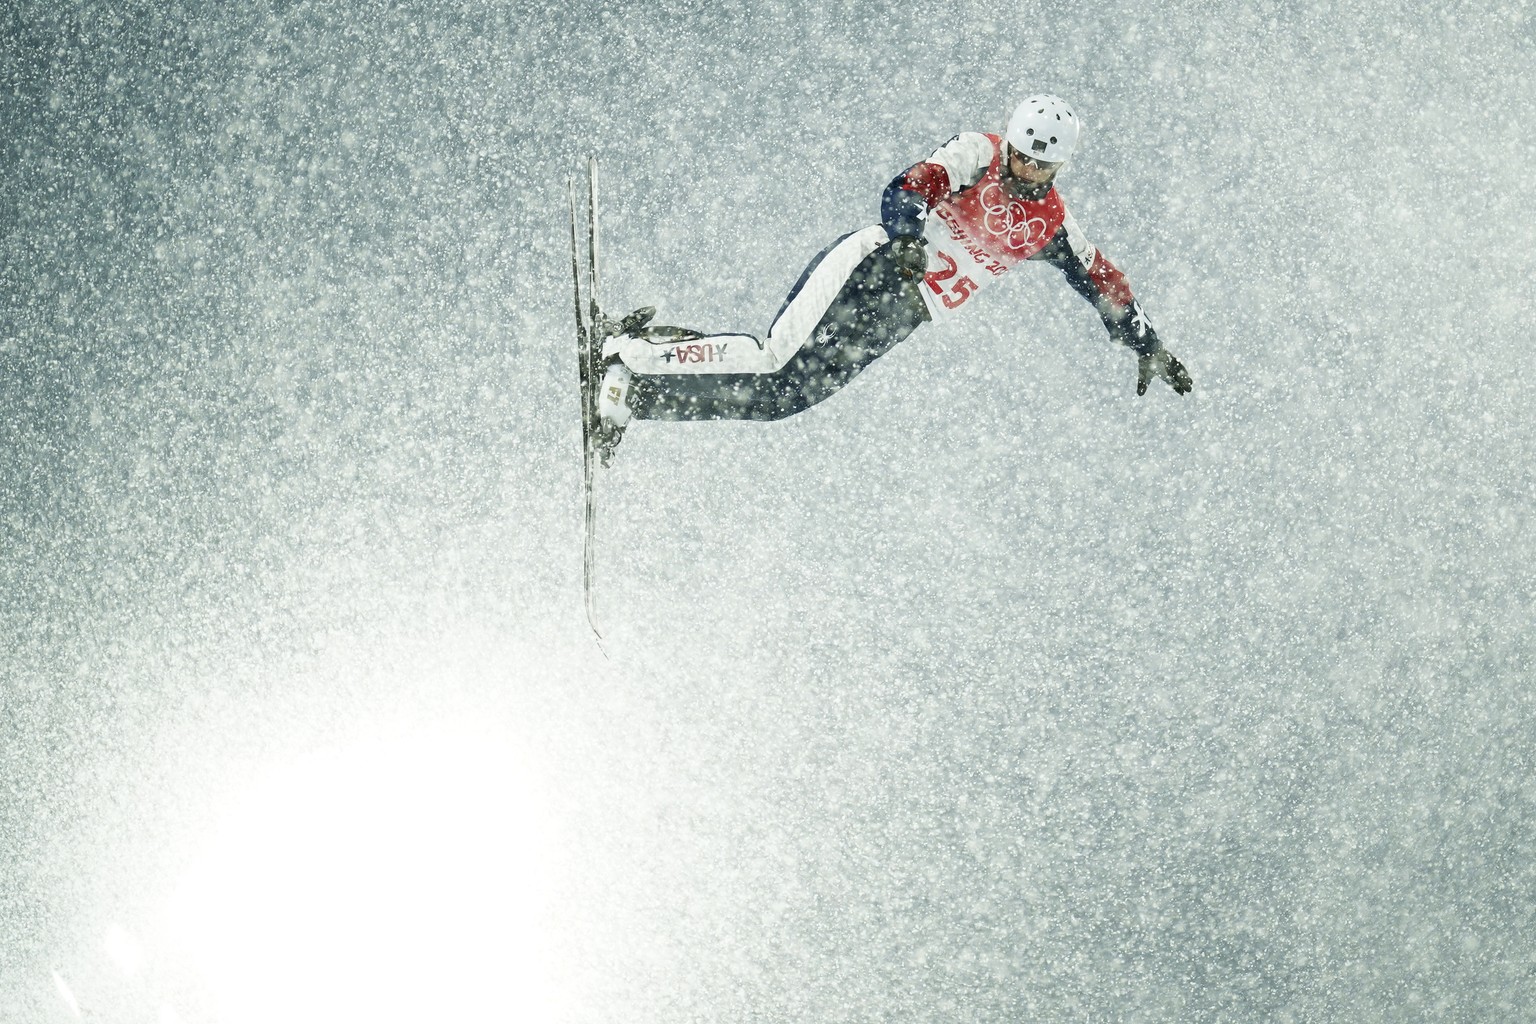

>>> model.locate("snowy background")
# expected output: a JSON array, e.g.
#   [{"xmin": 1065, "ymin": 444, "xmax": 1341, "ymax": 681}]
[{"xmin": 4, "ymin": 0, "xmax": 1535, "ymax": 1020}]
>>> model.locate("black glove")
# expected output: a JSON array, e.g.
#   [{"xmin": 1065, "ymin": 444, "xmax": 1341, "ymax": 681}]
[
  {"xmin": 1137, "ymin": 348, "xmax": 1193, "ymax": 396},
  {"xmin": 888, "ymin": 236, "xmax": 928, "ymax": 280}
]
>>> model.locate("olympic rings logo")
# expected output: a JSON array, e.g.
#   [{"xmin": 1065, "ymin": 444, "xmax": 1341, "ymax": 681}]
[{"xmin": 978, "ymin": 180, "xmax": 1050, "ymax": 252}]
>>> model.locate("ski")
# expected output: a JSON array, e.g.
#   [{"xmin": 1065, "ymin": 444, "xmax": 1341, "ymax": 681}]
[
  {"xmin": 571, "ymin": 160, "xmax": 603, "ymax": 644},
  {"xmin": 571, "ymin": 158, "xmax": 655, "ymax": 646}
]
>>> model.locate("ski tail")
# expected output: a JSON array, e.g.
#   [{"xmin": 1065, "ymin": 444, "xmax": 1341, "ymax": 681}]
[{"xmin": 587, "ymin": 156, "xmax": 601, "ymax": 330}]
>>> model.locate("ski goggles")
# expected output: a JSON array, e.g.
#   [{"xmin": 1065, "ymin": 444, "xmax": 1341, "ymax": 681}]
[{"xmin": 1005, "ymin": 143, "xmax": 1064, "ymax": 173}]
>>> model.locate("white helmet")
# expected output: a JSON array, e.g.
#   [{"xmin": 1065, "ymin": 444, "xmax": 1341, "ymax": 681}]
[{"xmin": 1005, "ymin": 95, "xmax": 1081, "ymax": 165}]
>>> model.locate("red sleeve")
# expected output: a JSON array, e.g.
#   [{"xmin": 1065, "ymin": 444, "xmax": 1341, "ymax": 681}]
[
  {"xmin": 1087, "ymin": 250, "xmax": 1136, "ymax": 309},
  {"xmin": 899, "ymin": 162, "xmax": 950, "ymax": 208}
]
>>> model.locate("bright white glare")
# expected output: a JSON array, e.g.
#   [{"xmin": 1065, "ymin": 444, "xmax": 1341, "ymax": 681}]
[
  {"xmin": 51, "ymin": 970, "xmax": 81, "ymax": 1019},
  {"xmin": 105, "ymin": 923, "xmax": 145, "ymax": 979},
  {"xmin": 164, "ymin": 725, "xmax": 558, "ymax": 1024}
]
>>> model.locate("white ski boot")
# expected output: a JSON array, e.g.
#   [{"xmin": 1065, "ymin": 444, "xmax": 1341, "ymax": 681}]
[
  {"xmin": 595, "ymin": 357, "xmax": 633, "ymax": 456},
  {"xmin": 591, "ymin": 306, "xmax": 655, "ymax": 464}
]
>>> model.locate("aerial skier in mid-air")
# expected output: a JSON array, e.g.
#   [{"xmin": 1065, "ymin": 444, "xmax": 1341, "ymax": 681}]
[
  {"xmin": 569, "ymin": 93, "xmax": 1194, "ymax": 636},
  {"xmin": 587, "ymin": 93, "xmax": 1193, "ymax": 463}
]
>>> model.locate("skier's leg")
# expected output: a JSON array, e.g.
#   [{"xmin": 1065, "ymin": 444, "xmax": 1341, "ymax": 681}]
[{"xmin": 611, "ymin": 226, "xmax": 931, "ymax": 422}]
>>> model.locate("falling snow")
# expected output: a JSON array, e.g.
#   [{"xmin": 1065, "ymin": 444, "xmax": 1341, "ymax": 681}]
[{"xmin": 3, "ymin": 1, "xmax": 1535, "ymax": 1021}]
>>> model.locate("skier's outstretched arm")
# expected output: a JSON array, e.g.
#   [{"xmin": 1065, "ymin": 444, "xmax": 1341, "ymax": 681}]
[{"xmin": 1030, "ymin": 214, "xmax": 1192, "ymax": 396}]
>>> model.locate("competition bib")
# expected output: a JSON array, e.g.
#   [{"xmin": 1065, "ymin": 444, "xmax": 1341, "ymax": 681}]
[{"xmin": 917, "ymin": 137, "xmax": 1067, "ymax": 318}]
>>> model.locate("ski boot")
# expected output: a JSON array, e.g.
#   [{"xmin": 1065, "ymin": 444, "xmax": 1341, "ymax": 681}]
[
  {"xmin": 591, "ymin": 306, "xmax": 657, "ymax": 465},
  {"xmin": 594, "ymin": 305, "xmax": 655, "ymax": 343}
]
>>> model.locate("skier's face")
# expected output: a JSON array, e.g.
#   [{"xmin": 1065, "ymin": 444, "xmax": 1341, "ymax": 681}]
[{"xmin": 1002, "ymin": 143, "xmax": 1062, "ymax": 196}]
